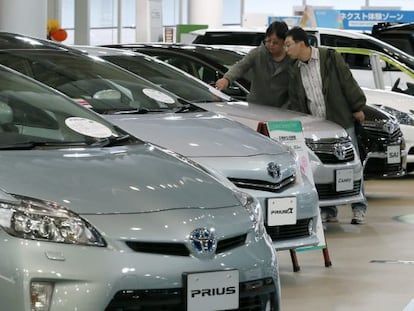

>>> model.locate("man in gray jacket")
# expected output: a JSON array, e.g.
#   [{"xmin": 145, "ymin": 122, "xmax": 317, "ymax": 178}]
[
  {"xmin": 215, "ymin": 21, "xmax": 292, "ymax": 107},
  {"xmin": 285, "ymin": 26, "xmax": 368, "ymax": 225}
]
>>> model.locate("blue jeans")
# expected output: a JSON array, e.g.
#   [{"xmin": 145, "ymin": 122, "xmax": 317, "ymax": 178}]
[{"xmin": 322, "ymin": 125, "xmax": 367, "ymax": 216}]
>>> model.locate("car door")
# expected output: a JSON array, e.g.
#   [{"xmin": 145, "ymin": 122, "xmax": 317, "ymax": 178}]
[{"xmin": 340, "ymin": 52, "xmax": 378, "ymax": 89}]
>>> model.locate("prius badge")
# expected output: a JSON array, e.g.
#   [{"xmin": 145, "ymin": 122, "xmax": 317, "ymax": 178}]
[{"xmin": 267, "ymin": 162, "xmax": 281, "ymax": 179}]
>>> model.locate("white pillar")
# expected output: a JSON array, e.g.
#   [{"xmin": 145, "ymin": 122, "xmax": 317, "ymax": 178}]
[
  {"xmin": 0, "ymin": 0, "xmax": 47, "ymax": 38},
  {"xmin": 47, "ymin": 0, "xmax": 61, "ymax": 21},
  {"xmin": 188, "ymin": 0, "xmax": 222, "ymax": 28},
  {"xmin": 136, "ymin": 0, "xmax": 163, "ymax": 42},
  {"xmin": 74, "ymin": 0, "xmax": 90, "ymax": 45}
]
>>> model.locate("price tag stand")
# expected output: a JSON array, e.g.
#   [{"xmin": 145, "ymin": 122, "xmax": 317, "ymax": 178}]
[{"xmin": 257, "ymin": 121, "xmax": 332, "ymax": 272}]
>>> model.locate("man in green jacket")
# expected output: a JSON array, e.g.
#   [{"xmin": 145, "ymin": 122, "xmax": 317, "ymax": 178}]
[
  {"xmin": 215, "ymin": 20, "xmax": 292, "ymax": 107},
  {"xmin": 285, "ymin": 26, "xmax": 368, "ymax": 225}
]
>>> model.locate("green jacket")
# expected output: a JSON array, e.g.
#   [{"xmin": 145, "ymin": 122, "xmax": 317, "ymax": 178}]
[
  {"xmin": 224, "ymin": 44, "xmax": 292, "ymax": 107},
  {"xmin": 287, "ymin": 47, "xmax": 366, "ymax": 129}
]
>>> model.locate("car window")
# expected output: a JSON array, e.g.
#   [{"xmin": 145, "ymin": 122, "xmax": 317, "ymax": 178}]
[
  {"xmin": 341, "ymin": 53, "xmax": 371, "ymax": 70},
  {"xmin": 320, "ymin": 33, "xmax": 414, "ymax": 70},
  {"xmin": 0, "ymin": 50, "xmax": 183, "ymax": 114},
  {"xmin": 0, "ymin": 66, "xmax": 137, "ymax": 147},
  {"xmin": 382, "ymin": 37, "xmax": 414, "ymax": 56},
  {"xmin": 102, "ymin": 54, "xmax": 228, "ymax": 103}
]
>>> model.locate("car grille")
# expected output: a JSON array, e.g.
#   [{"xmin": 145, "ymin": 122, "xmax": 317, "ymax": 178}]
[
  {"xmin": 364, "ymin": 158, "xmax": 404, "ymax": 177},
  {"xmin": 104, "ymin": 278, "xmax": 277, "ymax": 311},
  {"xmin": 125, "ymin": 234, "xmax": 247, "ymax": 256},
  {"xmin": 360, "ymin": 126, "xmax": 403, "ymax": 152},
  {"xmin": 265, "ymin": 218, "xmax": 311, "ymax": 241},
  {"xmin": 228, "ymin": 175, "xmax": 295, "ymax": 193},
  {"xmin": 315, "ymin": 180, "xmax": 361, "ymax": 200},
  {"xmin": 306, "ymin": 137, "xmax": 355, "ymax": 164}
]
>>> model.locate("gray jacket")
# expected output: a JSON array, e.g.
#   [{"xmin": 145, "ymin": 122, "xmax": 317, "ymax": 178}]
[
  {"xmin": 224, "ymin": 44, "xmax": 292, "ymax": 107},
  {"xmin": 287, "ymin": 47, "xmax": 366, "ymax": 129}
]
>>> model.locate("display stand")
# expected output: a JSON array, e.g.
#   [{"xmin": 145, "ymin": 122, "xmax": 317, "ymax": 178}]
[
  {"xmin": 257, "ymin": 121, "xmax": 333, "ymax": 272},
  {"xmin": 289, "ymin": 241, "xmax": 332, "ymax": 272}
]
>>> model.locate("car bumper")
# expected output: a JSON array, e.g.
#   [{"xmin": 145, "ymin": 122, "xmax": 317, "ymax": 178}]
[
  {"xmin": 363, "ymin": 149, "xmax": 407, "ymax": 179},
  {"xmin": 0, "ymin": 229, "xmax": 280, "ymax": 311},
  {"xmin": 310, "ymin": 157, "xmax": 364, "ymax": 207},
  {"xmin": 245, "ymin": 178, "xmax": 320, "ymax": 250}
]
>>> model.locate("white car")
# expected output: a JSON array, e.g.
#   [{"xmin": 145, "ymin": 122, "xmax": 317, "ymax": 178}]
[
  {"xmin": 331, "ymin": 46, "xmax": 414, "ymax": 93},
  {"xmin": 363, "ymin": 87, "xmax": 414, "ymax": 172},
  {"xmin": 313, "ymin": 27, "xmax": 414, "ymax": 72}
]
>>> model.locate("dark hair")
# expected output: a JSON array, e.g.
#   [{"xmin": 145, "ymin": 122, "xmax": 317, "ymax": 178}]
[
  {"xmin": 265, "ymin": 21, "xmax": 289, "ymax": 40},
  {"xmin": 285, "ymin": 26, "xmax": 310, "ymax": 46}
]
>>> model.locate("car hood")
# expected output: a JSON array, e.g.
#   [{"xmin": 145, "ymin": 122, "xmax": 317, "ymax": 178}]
[
  {"xmin": 363, "ymin": 87, "xmax": 414, "ymax": 114},
  {"xmin": 199, "ymin": 101, "xmax": 348, "ymax": 140},
  {"xmin": 104, "ymin": 110, "xmax": 288, "ymax": 157},
  {"xmin": 0, "ymin": 144, "xmax": 240, "ymax": 215}
]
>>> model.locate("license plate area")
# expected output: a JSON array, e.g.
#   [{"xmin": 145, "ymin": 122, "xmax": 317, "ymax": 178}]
[
  {"xmin": 266, "ymin": 197, "xmax": 297, "ymax": 226},
  {"xmin": 184, "ymin": 270, "xmax": 239, "ymax": 311},
  {"xmin": 387, "ymin": 145, "xmax": 401, "ymax": 164},
  {"xmin": 335, "ymin": 168, "xmax": 354, "ymax": 191}
]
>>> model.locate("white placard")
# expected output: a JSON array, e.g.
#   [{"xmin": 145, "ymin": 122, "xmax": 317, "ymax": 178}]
[
  {"xmin": 336, "ymin": 168, "xmax": 354, "ymax": 191},
  {"xmin": 65, "ymin": 117, "xmax": 112, "ymax": 138},
  {"xmin": 267, "ymin": 197, "xmax": 297, "ymax": 226},
  {"xmin": 142, "ymin": 88, "xmax": 175, "ymax": 104},
  {"xmin": 387, "ymin": 145, "xmax": 401, "ymax": 164},
  {"xmin": 186, "ymin": 270, "xmax": 239, "ymax": 311}
]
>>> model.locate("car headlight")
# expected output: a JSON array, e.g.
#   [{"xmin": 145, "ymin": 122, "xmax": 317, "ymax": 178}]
[
  {"xmin": 233, "ymin": 191, "xmax": 265, "ymax": 238},
  {"xmin": 375, "ymin": 105, "xmax": 414, "ymax": 126},
  {"xmin": 0, "ymin": 194, "xmax": 106, "ymax": 246}
]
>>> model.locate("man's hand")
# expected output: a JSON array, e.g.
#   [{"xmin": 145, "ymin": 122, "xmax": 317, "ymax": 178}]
[
  {"xmin": 353, "ymin": 110, "xmax": 365, "ymax": 122},
  {"xmin": 215, "ymin": 78, "xmax": 229, "ymax": 90}
]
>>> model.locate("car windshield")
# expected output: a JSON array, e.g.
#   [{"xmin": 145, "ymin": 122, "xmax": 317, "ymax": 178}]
[
  {"xmin": 0, "ymin": 50, "xmax": 193, "ymax": 115},
  {"xmin": 0, "ymin": 65, "xmax": 140, "ymax": 149},
  {"xmin": 102, "ymin": 54, "xmax": 230, "ymax": 103}
]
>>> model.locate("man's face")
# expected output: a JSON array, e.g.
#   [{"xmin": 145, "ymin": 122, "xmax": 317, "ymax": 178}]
[
  {"xmin": 284, "ymin": 36, "xmax": 300, "ymax": 59},
  {"xmin": 263, "ymin": 33, "xmax": 285, "ymax": 55}
]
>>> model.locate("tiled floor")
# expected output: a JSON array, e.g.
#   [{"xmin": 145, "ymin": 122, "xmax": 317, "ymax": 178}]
[{"xmin": 278, "ymin": 174, "xmax": 414, "ymax": 311}]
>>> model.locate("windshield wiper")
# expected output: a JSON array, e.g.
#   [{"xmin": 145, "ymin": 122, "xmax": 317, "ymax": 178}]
[
  {"xmin": 90, "ymin": 134, "xmax": 133, "ymax": 147},
  {"xmin": 105, "ymin": 107, "xmax": 170, "ymax": 114},
  {"xmin": 174, "ymin": 103, "xmax": 204, "ymax": 113},
  {"xmin": 0, "ymin": 141, "xmax": 88, "ymax": 150}
]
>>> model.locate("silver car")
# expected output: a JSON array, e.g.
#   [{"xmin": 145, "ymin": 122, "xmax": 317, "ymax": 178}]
[
  {"xmin": 75, "ymin": 45, "xmax": 364, "ymax": 209},
  {"xmin": 0, "ymin": 64, "xmax": 280, "ymax": 311},
  {"xmin": 0, "ymin": 32, "xmax": 320, "ymax": 251}
]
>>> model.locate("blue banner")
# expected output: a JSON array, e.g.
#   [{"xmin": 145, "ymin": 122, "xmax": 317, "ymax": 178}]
[{"xmin": 340, "ymin": 10, "xmax": 414, "ymax": 31}]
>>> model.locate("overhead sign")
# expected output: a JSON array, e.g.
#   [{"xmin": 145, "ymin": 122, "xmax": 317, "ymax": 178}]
[
  {"xmin": 340, "ymin": 10, "xmax": 414, "ymax": 31},
  {"xmin": 270, "ymin": 9, "xmax": 414, "ymax": 32}
]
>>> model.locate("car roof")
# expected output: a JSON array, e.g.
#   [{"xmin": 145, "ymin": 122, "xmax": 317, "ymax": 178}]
[
  {"xmin": 0, "ymin": 31, "xmax": 84, "ymax": 54},
  {"xmin": 72, "ymin": 45, "xmax": 142, "ymax": 57},
  {"xmin": 190, "ymin": 27, "xmax": 267, "ymax": 35},
  {"xmin": 103, "ymin": 42, "xmax": 247, "ymax": 55},
  {"xmin": 372, "ymin": 22, "xmax": 414, "ymax": 34}
]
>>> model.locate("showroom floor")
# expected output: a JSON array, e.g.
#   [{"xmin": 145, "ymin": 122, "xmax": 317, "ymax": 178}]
[{"xmin": 277, "ymin": 173, "xmax": 414, "ymax": 311}]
